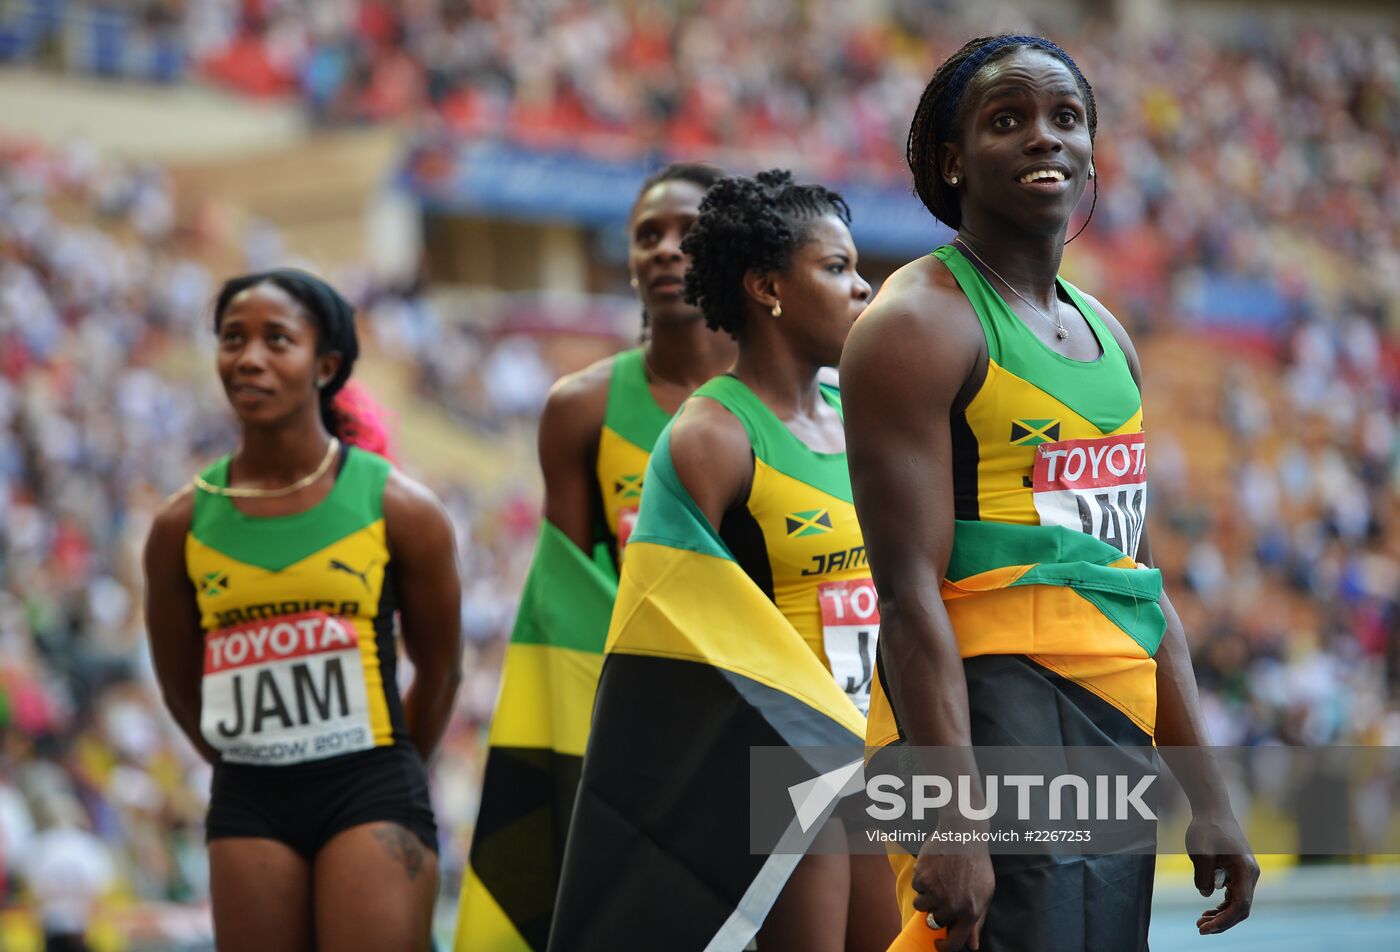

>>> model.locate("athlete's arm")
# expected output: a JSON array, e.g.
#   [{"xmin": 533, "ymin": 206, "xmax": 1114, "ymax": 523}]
[
  {"xmin": 143, "ymin": 488, "xmax": 220, "ymax": 763},
  {"xmin": 384, "ymin": 470, "xmax": 463, "ymax": 763},
  {"xmin": 538, "ymin": 363, "xmax": 612, "ymax": 553},
  {"xmin": 1092, "ymin": 296, "xmax": 1259, "ymax": 935},
  {"xmin": 840, "ymin": 264, "xmax": 993, "ymax": 952},
  {"xmin": 842, "ymin": 266, "xmax": 984, "ymax": 750},
  {"xmin": 666, "ymin": 397, "xmax": 754, "ymax": 530}
]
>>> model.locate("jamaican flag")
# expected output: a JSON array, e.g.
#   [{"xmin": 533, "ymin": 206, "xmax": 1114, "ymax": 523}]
[
  {"xmin": 868, "ymin": 519, "xmax": 1165, "ymax": 755},
  {"xmin": 867, "ymin": 520, "xmax": 1165, "ymax": 946},
  {"xmin": 455, "ymin": 522, "xmax": 618, "ymax": 952},
  {"xmin": 550, "ymin": 425, "xmax": 866, "ymax": 952}
]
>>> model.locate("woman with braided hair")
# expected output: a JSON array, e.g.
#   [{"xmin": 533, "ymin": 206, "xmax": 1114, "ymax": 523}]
[
  {"xmin": 842, "ymin": 35, "xmax": 1259, "ymax": 950},
  {"xmin": 144, "ymin": 270, "xmax": 462, "ymax": 951}
]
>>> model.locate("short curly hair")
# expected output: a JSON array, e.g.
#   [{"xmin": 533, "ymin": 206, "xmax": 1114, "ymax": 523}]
[{"xmin": 681, "ymin": 169, "xmax": 851, "ymax": 339}]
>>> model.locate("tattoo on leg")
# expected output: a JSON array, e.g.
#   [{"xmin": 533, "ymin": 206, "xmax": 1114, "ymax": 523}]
[{"xmin": 372, "ymin": 825, "xmax": 425, "ymax": 881}]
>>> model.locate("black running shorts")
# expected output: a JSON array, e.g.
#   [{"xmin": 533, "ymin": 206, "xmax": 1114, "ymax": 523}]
[{"xmin": 206, "ymin": 744, "xmax": 437, "ymax": 858}]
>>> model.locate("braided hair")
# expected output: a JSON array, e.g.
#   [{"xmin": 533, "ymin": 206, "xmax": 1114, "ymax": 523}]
[
  {"xmin": 213, "ymin": 269, "xmax": 362, "ymax": 442},
  {"xmin": 907, "ymin": 34, "xmax": 1099, "ymax": 231},
  {"xmin": 681, "ymin": 169, "xmax": 851, "ymax": 339}
]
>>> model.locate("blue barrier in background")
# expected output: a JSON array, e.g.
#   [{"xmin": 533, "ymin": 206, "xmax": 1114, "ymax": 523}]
[
  {"xmin": 405, "ymin": 140, "xmax": 952, "ymax": 259},
  {"xmin": 0, "ymin": 0, "xmax": 183, "ymax": 82},
  {"xmin": 1178, "ymin": 271, "xmax": 1292, "ymax": 331},
  {"xmin": 403, "ymin": 141, "xmax": 1299, "ymax": 334}
]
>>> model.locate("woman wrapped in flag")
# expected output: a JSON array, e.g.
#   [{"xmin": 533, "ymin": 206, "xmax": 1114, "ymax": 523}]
[
  {"xmin": 456, "ymin": 163, "xmax": 736, "ymax": 952},
  {"xmin": 840, "ymin": 34, "xmax": 1259, "ymax": 952},
  {"xmin": 552, "ymin": 170, "xmax": 899, "ymax": 951}
]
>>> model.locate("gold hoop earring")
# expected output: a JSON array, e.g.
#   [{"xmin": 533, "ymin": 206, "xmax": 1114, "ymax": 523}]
[{"xmin": 771, "ymin": 303, "xmax": 782, "ymax": 318}]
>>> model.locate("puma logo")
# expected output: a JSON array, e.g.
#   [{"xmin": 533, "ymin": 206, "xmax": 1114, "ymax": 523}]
[{"xmin": 328, "ymin": 559, "xmax": 374, "ymax": 591}]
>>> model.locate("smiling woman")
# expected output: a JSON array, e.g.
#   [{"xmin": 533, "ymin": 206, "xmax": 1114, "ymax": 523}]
[
  {"xmin": 142, "ymin": 269, "xmax": 463, "ymax": 952},
  {"xmin": 840, "ymin": 35, "xmax": 1260, "ymax": 952}
]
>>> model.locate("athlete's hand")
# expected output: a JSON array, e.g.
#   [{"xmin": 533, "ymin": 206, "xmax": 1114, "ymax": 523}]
[
  {"xmin": 910, "ymin": 842, "xmax": 995, "ymax": 951},
  {"xmin": 1186, "ymin": 812, "xmax": 1259, "ymax": 935}
]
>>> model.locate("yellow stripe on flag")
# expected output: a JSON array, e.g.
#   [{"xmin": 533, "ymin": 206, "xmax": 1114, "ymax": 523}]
[
  {"xmin": 607, "ymin": 540, "xmax": 865, "ymax": 738},
  {"xmin": 489, "ymin": 643, "xmax": 605, "ymax": 757},
  {"xmin": 454, "ymin": 865, "xmax": 532, "ymax": 952},
  {"xmin": 944, "ymin": 584, "xmax": 1157, "ymax": 735}
]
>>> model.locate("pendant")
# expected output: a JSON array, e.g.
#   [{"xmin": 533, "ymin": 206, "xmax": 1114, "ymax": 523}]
[{"xmin": 1056, "ymin": 326, "xmax": 1069, "ymax": 340}]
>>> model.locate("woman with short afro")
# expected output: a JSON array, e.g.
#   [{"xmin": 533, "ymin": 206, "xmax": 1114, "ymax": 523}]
[{"xmin": 665, "ymin": 169, "xmax": 899, "ymax": 949}]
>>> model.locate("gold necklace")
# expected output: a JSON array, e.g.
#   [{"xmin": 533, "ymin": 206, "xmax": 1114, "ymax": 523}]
[
  {"xmin": 194, "ymin": 439, "xmax": 340, "ymax": 499},
  {"xmin": 954, "ymin": 237, "xmax": 1070, "ymax": 340}
]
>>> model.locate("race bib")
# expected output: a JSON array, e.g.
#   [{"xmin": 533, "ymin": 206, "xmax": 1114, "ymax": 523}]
[
  {"xmin": 201, "ymin": 610, "xmax": 375, "ymax": 765},
  {"xmin": 818, "ymin": 578, "xmax": 880, "ymax": 715},
  {"xmin": 1032, "ymin": 433, "xmax": 1147, "ymax": 558},
  {"xmin": 617, "ymin": 505, "xmax": 640, "ymax": 554}
]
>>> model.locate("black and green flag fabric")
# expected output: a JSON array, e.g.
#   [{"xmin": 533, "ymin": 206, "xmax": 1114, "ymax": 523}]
[
  {"xmin": 549, "ymin": 425, "xmax": 866, "ymax": 951},
  {"xmin": 454, "ymin": 521, "xmax": 618, "ymax": 951}
]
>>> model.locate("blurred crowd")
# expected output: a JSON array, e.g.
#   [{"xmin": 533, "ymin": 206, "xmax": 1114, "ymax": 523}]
[
  {"xmin": 0, "ymin": 142, "xmax": 555, "ymax": 947},
  {"xmin": 0, "ymin": 0, "xmax": 1397, "ymax": 947},
  {"xmin": 0, "ymin": 141, "xmax": 216, "ymax": 946}
]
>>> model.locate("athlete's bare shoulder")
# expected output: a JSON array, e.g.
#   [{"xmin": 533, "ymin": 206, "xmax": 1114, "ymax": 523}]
[
  {"xmin": 845, "ymin": 254, "xmax": 983, "ymax": 387},
  {"xmin": 382, "ymin": 464, "xmax": 456, "ymax": 560},
  {"xmin": 382, "ymin": 465, "xmax": 449, "ymax": 522},
  {"xmin": 143, "ymin": 481, "xmax": 197, "ymax": 583},
  {"xmin": 538, "ymin": 351, "xmax": 619, "ymax": 447},
  {"xmin": 669, "ymin": 392, "xmax": 751, "ymax": 461},
  {"xmin": 667, "ymin": 393, "xmax": 754, "ymax": 524},
  {"xmin": 148, "ymin": 481, "xmax": 196, "ymax": 543}
]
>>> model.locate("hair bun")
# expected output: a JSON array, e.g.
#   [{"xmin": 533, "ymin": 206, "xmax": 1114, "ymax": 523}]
[{"xmin": 682, "ymin": 168, "xmax": 851, "ymax": 339}]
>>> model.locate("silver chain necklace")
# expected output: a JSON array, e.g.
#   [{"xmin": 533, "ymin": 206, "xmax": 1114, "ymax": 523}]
[{"xmin": 954, "ymin": 237, "xmax": 1069, "ymax": 340}]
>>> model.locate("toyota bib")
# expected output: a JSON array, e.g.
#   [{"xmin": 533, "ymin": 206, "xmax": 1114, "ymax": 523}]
[
  {"xmin": 818, "ymin": 578, "xmax": 880, "ymax": 714},
  {"xmin": 201, "ymin": 610, "xmax": 375, "ymax": 765},
  {"xmin": 1032, "ymin": 433, "xmax": 1147, "ymax": 558}
]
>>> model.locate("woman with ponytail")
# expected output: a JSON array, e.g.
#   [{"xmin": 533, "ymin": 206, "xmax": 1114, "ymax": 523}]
[{"xmin": 143, "ymin": 270, "xmax": 461, "ymax": 952}]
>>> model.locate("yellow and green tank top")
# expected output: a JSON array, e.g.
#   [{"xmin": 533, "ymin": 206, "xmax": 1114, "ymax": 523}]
[
  {"xmin": 185, "ymin": 446, "xmax": 406, "ymax": 766},
  {"xmin": 594, "ymin": 347, "xmax": 673, "ymax": 564},
  {"xmin": 867, "ymin": 244, "xmax": 1165, "ymax": 746},
  {"xmin": 696, "ymin": 375, "xmax": 879, "ymax": 714}
]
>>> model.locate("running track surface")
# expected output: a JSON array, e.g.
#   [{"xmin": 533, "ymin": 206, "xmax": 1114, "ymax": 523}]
[
  {"xmin": 430, "ymin": 864, "xmax": 1400, "ymax": 950},
  {"xmin": 1148, "ymin": 864, "xmax": 1400, "ymax": 951}
]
